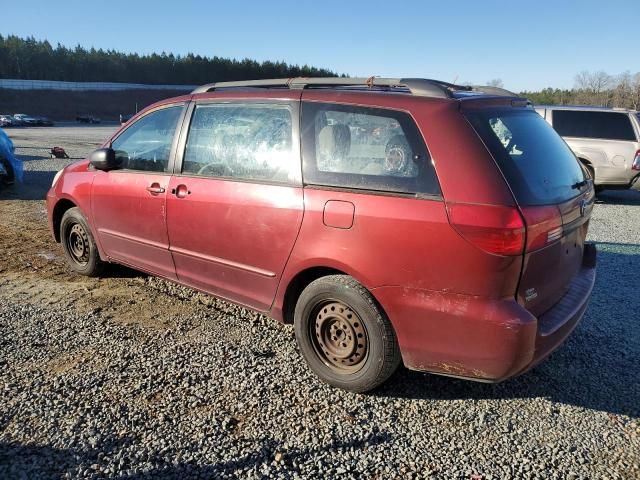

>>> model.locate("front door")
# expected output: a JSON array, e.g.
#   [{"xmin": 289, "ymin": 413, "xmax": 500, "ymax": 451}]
[
  {"xmin": 166, "ymin": 100, "xmax": 303, "ymax": 311},
  {"xmin": 92, "ymin": 104, "xmax": 185, "ymax": 279}
]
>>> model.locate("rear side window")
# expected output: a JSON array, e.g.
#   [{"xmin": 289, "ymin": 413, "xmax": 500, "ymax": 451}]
[
  {"xmin": 182, "ymin": 103, "xmax": 298, "ymax": 184},
  {"xmin": 301, "ymin": 102, "xmax": 440, "ymax": 196},
  {"xmin": 465, "ymin": 109, "xmax": 587, "ymax": 206},
  {"xmin": 552, "ymin": 110, "xmax": 637, "ymax": 141}
]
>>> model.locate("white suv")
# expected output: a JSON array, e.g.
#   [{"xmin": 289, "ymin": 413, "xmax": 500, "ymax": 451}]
[{"xmin": 535, "ymin": 106, "xmax": 640, "ymax": 191}]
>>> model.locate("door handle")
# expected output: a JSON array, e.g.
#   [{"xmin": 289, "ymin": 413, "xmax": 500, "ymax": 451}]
[
  {"xmin": 172, "ymin": 184, "xmax": 191, "ymax": 198},
  {"xmin": 146, "ymin": 183, "xmax": 165, "ymax": 194}
]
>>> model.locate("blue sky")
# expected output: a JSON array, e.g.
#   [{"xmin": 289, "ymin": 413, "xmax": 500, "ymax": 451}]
[{"xmin": 3, "ymin": 0, "xmax": 638, "ymax": 91}]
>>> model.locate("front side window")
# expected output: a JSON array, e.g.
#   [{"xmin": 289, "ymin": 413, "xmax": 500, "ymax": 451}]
[
  {"xmin": 182, "ymin": 103, "xmax": 298, "ymax": 184},
  {"xmin": 111, "ymin": 105, "xmax": 183, "ymax": 172},
  {"xmin": 553, "ymin": 110, "xmax": 637, "ymax": 141},
  {"xmin": 301, "ymin": 103, "xmax": 440, "ymax": 196}
]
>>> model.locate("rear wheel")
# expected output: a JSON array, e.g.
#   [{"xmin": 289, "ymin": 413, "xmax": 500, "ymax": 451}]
[
  {"xmin": 294, "ymin": 275, "xmax": 401, "ymax": 392},
  {"xmin": 582, "ymin": 162, "xmax": 603, "ymax": 194},
  {"xmin": 60, "ymin": 207, "xmax": 104, "ymax": 277}
]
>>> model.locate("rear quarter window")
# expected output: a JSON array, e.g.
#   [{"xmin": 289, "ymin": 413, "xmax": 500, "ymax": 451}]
[
  {"xmin": 552, "ymin": 110, "xmax": 637, "ymax": 141},
  {"xmin": 301, "ymin": 102, "xmax": 440, "ymax": 196},
  {"xmin": 465, "ymin": 109, "xmax": 588, "ymax": 206}
]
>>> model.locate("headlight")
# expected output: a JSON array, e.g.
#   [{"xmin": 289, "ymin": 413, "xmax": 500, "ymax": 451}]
[{"xmin": 52, "ymin": 169, "xmax": 64, "ymax": 187}]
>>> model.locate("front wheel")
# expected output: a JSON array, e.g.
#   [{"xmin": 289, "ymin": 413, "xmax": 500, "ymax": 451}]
[
  {"xmin": 60, "ymin": 207, "xmax": 104, "ymax": 277},
  {"xmin": 294, "ymin": 275, "xmax": 401, "ymax": 392}
]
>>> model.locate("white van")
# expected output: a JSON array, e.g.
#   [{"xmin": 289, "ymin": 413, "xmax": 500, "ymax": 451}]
[{"xmin": 536, "ymin": 106, "xmax": 640, "ymax": 191}]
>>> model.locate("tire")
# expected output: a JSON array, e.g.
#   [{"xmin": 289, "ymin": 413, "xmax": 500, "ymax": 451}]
[
  {"xmin": 294, "ymin": 275, "xmax": 401, "ymax": 393},
  {"xmin": 60, "ymin": 207, "xmax": 104, "ymax": 277},
  {"xmin": 586, "ymin": 166, "xmax": 594, "ymax": 181},
  {"xmin": 582, "ymin": 164, "xmax": 604, "ymax": 194}
]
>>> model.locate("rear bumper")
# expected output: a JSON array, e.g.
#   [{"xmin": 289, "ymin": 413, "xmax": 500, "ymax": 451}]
[
  {"xmin": 373, "ymin": 243, "xmax": 597, "ymax": 382},
  {"xmin": 596, "ymin": 169, "xmax": 640, "ymax": 189},
  {"xmin": 524, "ymin": 242, "xmax": 596, "ymax": 373}
]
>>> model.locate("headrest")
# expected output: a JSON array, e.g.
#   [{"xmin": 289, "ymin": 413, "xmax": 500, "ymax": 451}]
[{"xmin": 318, "ymin": 124, "xmax": 351, "ymax": 160}]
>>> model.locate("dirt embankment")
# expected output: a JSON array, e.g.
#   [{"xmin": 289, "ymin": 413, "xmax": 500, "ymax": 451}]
[{"xmin": 0, "ymin": 88, "xmax": 189, "ymax": 122}]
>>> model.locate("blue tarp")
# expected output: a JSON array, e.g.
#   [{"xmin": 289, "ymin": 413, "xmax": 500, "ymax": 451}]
[{"xmin": 0, "ymin": 128, "xmax": 23, "ymax": 182}]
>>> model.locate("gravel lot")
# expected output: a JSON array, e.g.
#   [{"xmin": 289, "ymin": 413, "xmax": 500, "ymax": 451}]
[{"xmin": 1, "ymin": 126, "xmax": 639, "ymax": 479}]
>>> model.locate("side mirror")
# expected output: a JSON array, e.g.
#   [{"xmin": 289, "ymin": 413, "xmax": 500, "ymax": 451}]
[{"xmin": 89, "ymin": 148, "xmax": 121, "ymax": 171}]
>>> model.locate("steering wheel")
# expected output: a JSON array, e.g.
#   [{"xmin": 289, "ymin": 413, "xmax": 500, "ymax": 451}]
[{"xmin": 197, "ymin": 162, "xmax": 234, "ymax": 177}]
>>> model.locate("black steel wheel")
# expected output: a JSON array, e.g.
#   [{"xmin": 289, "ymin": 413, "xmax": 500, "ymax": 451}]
[
  {"xmin": 60, "ymin": 207, "xmax": 104, "ymax": 277},
  {"xmin": 294, "ymin": 275, "xmax": 401, "ymax": 392},
  {"xmin": 66, "ymin": 223, "xmax": 90, "ymax": 266},
  {"xmin": 311, "ymin": 301, "xmax": 369, "ymax": 373}
]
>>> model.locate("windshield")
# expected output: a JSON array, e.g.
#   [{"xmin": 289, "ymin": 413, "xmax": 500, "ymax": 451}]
[{"xmin": 465, "ymin": 109, "xmax": 588, "ymax": 205}]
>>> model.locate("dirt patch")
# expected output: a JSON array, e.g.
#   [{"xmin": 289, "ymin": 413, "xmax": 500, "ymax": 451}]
[
  {"xmin": 46, "ymin": 348, "xmax": 97, "ymax": 375},
  {"xmin": 0, "ymin": 198, "xmax": 201, "ymax": 330}
]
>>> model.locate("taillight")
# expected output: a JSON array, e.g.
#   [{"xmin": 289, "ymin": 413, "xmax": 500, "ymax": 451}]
[
  {"xmin": 632, "ymin": 150, "xmax": 640, "ymax": 171},
  {"xmin": 447, "ymin": 204, "xmax": 525, "ymax": 256},
  {"xmin": 520, "ymin": 205, "xmax": 563, "ymax": 252}
]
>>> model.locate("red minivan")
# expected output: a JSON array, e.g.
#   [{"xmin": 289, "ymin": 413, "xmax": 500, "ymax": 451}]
[{"xmin": 46, "ymin": 78, "xmax": 597, "ymax": 392}]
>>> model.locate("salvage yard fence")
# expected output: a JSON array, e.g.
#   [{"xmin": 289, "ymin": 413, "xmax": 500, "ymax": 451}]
[{"xmin": 0, "ymin": 79, "xmax": 196, "ymax": 92}]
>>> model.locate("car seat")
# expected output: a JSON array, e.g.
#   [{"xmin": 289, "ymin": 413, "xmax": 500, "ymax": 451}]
[{"xmin": 317, "ymin": 124, "xmax": 351, "ymax": 172}]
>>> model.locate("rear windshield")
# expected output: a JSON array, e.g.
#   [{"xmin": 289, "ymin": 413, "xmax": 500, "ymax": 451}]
[{"xmin": 465, "ymin": 109, "xmax": 588, "ymax": 206}]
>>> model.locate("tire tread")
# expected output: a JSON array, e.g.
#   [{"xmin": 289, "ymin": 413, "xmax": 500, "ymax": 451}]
[{"xmin": 295, "ymin": 274, "xmax": 401, "ymax": 392}]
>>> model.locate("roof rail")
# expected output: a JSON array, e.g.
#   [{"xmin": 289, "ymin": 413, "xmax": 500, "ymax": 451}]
[{"xmin": 191, "ymin": 77, "xmax": 520, "ymax": 100}]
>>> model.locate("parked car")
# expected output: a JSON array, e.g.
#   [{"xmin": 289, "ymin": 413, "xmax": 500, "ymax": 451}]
[
  {"xmin": 13, "ymin": 114, "xmax": 38, "ymax": 126},
  {"xmin": 8, "ymin": 115, "xmax": 24, "ymax": 126},
  {"xmin": 47, "ymin": 77, "xmax": 597, "ymax": 392},
  {"xmin": 536, "ymin": 105, "xmax": 640, "ymax": 191},
  {"xmin": 76, "ymin": 114, "xmax": 101, "ymax": 124},
  {"xmin": 119, "ymin": 113, "xmax": 133, "ymax": 125},
  {"xmin": 0, "ymin": 115, "xmax": 15, "ymax": 127},
  {"xmin": 33, "ymin": 115, "xmax": 54, "ymax": 127},
  {"xmin": 0, "ymin": 127, "xmax": 23, "ymax": 184}
]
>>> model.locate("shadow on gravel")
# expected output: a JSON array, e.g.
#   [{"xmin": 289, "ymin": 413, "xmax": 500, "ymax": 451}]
[
  {"xmin": 101, "ymin": 263, "xmax": 148, "ymax": 279},
  {"xmin": 0, "ymin": 437, "xmax": 136, "ymax": 479},
  {"xmin": 595, "ymin": 188, "xmax": 640, "ymax": 206},
  {"xmin": 0, "ymin": 171, "xmax": 56, "ymax": 201},
  {"xmin": 0, "ymin": 442, "xmax": 79, "ymax": 479},
  {"xmin": 10, "ymin": 151, "xmax": 49, "ymax": 162},
  {"xmin": 0, "ymin": 432, "xmax": 391, "ymax": 479},
  {"xmin": 123, "ymin": 432, "xmax": 391, "ymax": 479},
  {"xmin": 377, "ymin": 242, "xmax": 640, "ymax": 419}
]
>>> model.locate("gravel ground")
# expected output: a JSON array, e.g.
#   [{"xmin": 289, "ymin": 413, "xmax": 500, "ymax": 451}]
[{"xmin": 0, "ymin": 126, "xmax": 639, "ymax": 479}]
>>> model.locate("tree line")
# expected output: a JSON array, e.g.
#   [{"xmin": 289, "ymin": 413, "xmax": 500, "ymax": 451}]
[
  {"xmin": 2, "ymin": 35, "xmax": 639, "ymax": 110},
  {"xmin": 519, "ymin": 70, "xmax": 640, "ymax": 110},
  {"xmin": 0, "ymin": 35, "xmax": 340, "ymax": 85}
]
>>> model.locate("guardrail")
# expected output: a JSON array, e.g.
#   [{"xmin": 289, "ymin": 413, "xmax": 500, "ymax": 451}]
[{"xmin": 0, "ymin": 79, "xmax": 196, "ymax": 91}]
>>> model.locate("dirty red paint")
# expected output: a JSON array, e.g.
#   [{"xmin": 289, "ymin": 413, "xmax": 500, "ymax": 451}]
[{"xmin": 46, "ymin": 85, "xmax": 596, "ymax": 383}]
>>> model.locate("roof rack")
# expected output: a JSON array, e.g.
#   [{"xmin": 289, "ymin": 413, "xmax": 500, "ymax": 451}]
[{"xmin": 191, "ymin": 77, "xmax": 521, "ymax": 99}]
